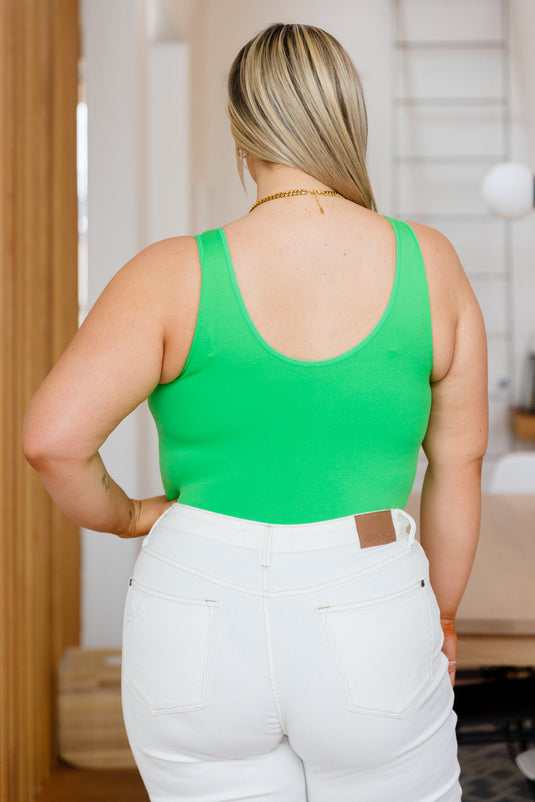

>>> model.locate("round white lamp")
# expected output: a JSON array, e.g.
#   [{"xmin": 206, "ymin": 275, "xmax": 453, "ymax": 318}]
[{"xmin": 481, "ymin": 162, "xmax": 534, "ymax": 219}]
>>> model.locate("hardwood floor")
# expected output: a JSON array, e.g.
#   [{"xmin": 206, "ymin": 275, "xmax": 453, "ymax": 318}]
[{"xmin": 34, "ymin": 766, "xmax": 149, "ymax": 801}]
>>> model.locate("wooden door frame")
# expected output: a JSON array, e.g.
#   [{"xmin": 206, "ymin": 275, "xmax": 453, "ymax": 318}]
[{"xmin": 0, "ymin": 1, "xmax": 81, "ymax": 799}]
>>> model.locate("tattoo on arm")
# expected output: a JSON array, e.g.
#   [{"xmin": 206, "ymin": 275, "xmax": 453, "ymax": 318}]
[{"xmin": 101, "ymin": 473, "xmax": 110, "ymax": 491}]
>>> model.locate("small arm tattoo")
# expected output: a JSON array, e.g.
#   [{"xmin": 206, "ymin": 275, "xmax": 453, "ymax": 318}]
[{"xmin": 101, "ymin": 473, "xmax": 110, "ymax": 491}]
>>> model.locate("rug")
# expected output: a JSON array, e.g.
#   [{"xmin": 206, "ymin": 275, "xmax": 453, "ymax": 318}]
[{"xmin": 459, "ymin": 742, "xmax": 535, "ymax": 801}]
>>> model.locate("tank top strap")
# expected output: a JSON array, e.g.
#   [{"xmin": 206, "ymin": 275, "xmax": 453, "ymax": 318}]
[
  {"xmin": 194, "ymin": 227, "xmax": 236, "ymax": 314},
  {"xmin": 191, "ymin": 219, "xmax": 433, "ymax": 375},
  {"xmin": 382, "ymin": 215, "xmax": 433, "ymax": 374},
  {"xmin": 187, "ymin": 228, "xmax": 248, "ymax": 373}
]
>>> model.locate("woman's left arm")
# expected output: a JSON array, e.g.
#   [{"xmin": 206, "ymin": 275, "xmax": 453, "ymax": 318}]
[{"xmin": 22, "ymin": 236, "xmax": 194, "ymax": 537}]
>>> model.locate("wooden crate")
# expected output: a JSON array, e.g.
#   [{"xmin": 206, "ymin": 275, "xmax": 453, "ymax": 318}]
[{"xmin": 57, "ymin": 648, "xmax": 136, "ymax": 769}]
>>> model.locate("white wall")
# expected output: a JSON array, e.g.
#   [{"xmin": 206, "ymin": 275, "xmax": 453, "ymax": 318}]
[
  {"xmin": 81, "ymin": 0, "xmax": 192, "ymax": 647},
  {"xmin": 510, "ymin": 0, "xmax": 535, "ymax": 409},
  {"xmin": 190, "ymin": 0, "xmax": 394, "ymax": 231},
  {"xmin": 81, "ymin": 0, "xmax": 147, "ymax": 647},
  {"xmin": 80, "ymin": 0, "xmax": 535, "ymax": 646}
]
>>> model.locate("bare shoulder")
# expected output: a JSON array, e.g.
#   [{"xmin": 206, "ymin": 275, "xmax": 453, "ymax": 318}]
[
  {"xmin": 406, "ymin": 220, "xmax": 464, "ymax": 279},
  {"xmin": 114, "ymin": 235, "xmax": 199, "ymax": 286},
  {"xmin": 405, "ymin": 221, "xmax": 482, "ymax": 381},
  {"xmin": 82, "ymin": 234, "xmax": 201, "ymax": 385},
  {"xmin": 404, "ymin": 221, "xmax": 479, "ymax": 305},
  {"xmin": 97, "ymin": 235, "xmax": 200, "ymax": 325}
]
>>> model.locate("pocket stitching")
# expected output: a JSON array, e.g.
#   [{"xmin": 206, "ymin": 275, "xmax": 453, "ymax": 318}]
[
  {"xmin": 317, "ymin": 577, "xmax": 426, "ymax": 613},
  {"xmin": 129, "ymin": 576, "xmax": 219, "ymax": 607},
  {"xmin": 124, "ymin": 582, "xmax": 219, "ymax": 715},
  {"xmin": 316, "ymin": 579, "xmax": 434, "ymax": 718}
]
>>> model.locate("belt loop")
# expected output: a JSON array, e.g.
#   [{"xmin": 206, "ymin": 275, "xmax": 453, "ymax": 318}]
[
  {"xmin": 261, "ymin": 525, "xmax": 272, "ymax": 568},
  {"xmin": 397, "ymin": 509, "xmax": 416, "ymax": 546}
]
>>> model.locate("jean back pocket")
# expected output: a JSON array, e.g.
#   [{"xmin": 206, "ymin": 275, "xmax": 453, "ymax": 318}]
[
  {"xmin": 123, "ymin": 578, "xmax": 219, "ymax": 714},
  {"xmin": 316, "ymin": 577, "xmax": 434, "ymax": 718}
]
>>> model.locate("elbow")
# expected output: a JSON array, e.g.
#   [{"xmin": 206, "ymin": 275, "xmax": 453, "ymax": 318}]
[
  {"xmin": 21, "ymin": 404, "xmax": 48, "ymax": 467},
  {"xmin": 22, "ymin": 400, "xmax": 89, "ymax": 470},
  {"xmin": 425, "ymin": 453, "xmax": 485, "ymax": 486},
  {"xmin": 21, "ymin": 428, "xmax": 52, "ymax": 470},
  {"xmin": 22, "ymin": 417, "xmax": 91, "ymax": 471},
  {"xmin": 469, "ymin": 453, "xmax": 485, "ymax": 478},
  {"xmin": 21, "ymin": 417, "xmax": 67, "ymax": 471},
  {"xmin": 423, "ymin": 428, "xmax": 488, "ymax": 472}
]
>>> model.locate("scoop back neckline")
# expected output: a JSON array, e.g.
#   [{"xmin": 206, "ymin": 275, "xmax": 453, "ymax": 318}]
[{"xmin": 218, "ymin": 214, "xmax": 401, "ymax": 368}]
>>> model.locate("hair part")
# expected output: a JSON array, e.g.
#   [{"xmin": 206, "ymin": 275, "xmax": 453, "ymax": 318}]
[{"xmin": 227, "ymin": 23, "xmax": 377, "ymax": 211}]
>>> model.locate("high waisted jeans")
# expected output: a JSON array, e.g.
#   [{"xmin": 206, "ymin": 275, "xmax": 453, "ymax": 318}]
[{"xmin": 121, "ymin": 503, "xmax": 462, "ymax": 802}]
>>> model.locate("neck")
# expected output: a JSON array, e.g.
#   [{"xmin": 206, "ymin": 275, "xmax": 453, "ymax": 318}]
[{"xmin": 249, "ymin": 160, "xmax": 334, "ymax": 201}]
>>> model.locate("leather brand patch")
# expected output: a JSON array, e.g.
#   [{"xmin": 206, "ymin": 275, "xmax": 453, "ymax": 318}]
[{"xmin": 354, "ymin": 510, "xmax": 397, "ymax": 548}]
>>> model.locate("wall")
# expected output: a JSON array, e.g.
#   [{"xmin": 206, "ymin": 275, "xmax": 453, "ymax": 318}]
[
  {"xmin": 190, "ymin": 0, "xmax": 393, "ymax": 230},
  {"xmin": 81, "ymin": 0, "xmax": 535, "ymax": 647},
  {"xmin": 81, "ymin": 0, "xmax": 192, "ymax": 646},
  {"xmin": 81, "ymin": 0, "xmax": 151, "ymax": 647},
  {"xmin": 510, "ymin": 0, "xmax": 535, "ymax": 411}
]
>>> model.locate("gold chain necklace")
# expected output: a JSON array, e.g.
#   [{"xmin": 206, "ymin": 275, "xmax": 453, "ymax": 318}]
[{"xmin": 249, "ymin": 188, "xmax": 345, "ymax": 215}]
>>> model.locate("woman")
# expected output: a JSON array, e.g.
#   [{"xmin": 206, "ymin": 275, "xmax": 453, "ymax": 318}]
[{"xmin": 23, "ymin": 22, "xmax": 487, "ymax": 802}]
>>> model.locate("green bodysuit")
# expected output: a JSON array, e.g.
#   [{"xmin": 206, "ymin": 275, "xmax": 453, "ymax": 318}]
[{"xmin": 148, "ymin": 215, "xmax": 433, "ymax": 524}]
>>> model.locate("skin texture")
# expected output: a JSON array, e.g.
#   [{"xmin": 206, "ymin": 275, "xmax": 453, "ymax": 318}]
[{"xmin": 22, "ymin": 157, "xmax": 488, "ymax": 688}]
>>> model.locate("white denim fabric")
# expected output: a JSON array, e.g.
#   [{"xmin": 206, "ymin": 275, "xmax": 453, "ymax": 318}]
[{"xmin": 121, "ymin": 503, "xmax": 462, "ymax": 802}]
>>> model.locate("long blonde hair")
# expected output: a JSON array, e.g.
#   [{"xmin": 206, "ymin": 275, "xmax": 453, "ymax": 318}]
[{"xmin": 227, "ymin": 23, "xmax": 377, "ymax": 211}]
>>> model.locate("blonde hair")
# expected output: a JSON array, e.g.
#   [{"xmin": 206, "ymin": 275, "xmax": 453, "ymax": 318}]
[{"xmin": 227, "ymin": 23, "xmax": 377, "ymax": 211}]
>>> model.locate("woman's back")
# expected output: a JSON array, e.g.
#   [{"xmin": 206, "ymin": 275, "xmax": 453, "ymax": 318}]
[
  {"xmin": 222, "ymin": 204, "xmax": 398, "ymax": 364},
  {"xmin": 159, "ymin": 202, "xmax": 458, "ymax": 386},
  {"xmin": 149, "ymin": 199, "xmax": 456, "ymax": 523}
]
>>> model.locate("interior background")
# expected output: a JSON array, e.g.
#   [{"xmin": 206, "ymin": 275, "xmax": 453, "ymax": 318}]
[{"xmin": 79, "ymin": 0, "xmax": 535, "ymax": 647}]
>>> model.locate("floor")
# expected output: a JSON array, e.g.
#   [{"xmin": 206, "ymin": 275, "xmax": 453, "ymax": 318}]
[
  {"xmin": 34, "ymin": 766, "xmax": 149, "ymax": 802},
  {"xmin": 34, "ymin": 744, "xmax": 535, "ymax": 802},
  {"xmin": 459, "ymin": 742, "xmax": 535, "ymax": 802},
  {"xmin": 455, "ymin": 667, "xmax": 535, "ymax": 800}
]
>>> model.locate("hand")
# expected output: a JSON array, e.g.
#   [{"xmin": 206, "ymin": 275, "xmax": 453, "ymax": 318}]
[
  {"xmin": 118, "ymin": 495, "xmax": 177, "ymax": 538},
  {"xmin": 440, "ymin": 616, "xmax": 457, "ymax": 687}
]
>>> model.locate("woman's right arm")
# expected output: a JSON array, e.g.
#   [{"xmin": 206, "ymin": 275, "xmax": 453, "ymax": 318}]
[
  {"xmin": 410, "ymin": 223, "xmax": 489, "ymax": 686},
  {"xmin": 21, "ymin": 235, "xmax": 198, "ymax": 537}
]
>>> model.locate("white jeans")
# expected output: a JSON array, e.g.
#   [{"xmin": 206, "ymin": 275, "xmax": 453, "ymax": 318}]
[{"xmin": 121, "ymin": 503, "xmax": 462, "ymax": 802}]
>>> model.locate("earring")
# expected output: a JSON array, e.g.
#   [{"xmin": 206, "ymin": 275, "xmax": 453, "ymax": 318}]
[{"xmin": 238, "ymin": 148, "xmax": 248, "ymax": 158}]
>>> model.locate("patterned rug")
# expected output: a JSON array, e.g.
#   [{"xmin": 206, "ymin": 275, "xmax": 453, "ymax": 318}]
[
  {"xmin": 458, "ymin": 741, "xmax": 535, "ymax": 801},
  {"xmin": 454, "ymin": 667, "xmax": 535, "ymax": 801}
]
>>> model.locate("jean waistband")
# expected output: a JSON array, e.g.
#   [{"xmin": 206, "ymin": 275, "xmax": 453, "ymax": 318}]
[{"xmin": 143, "ymin": 503, "xmax": 417, "ymax": 553}]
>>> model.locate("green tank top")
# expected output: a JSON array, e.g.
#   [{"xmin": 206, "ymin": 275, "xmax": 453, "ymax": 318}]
[{"xmin": 148, "ymin": 215, "xmax": 433, "ymax": 524}]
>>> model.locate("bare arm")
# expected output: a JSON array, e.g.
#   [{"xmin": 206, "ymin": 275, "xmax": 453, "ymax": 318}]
[
  {"xmin": 410, "ymin": 223, "xmax": 489, "ymax": 684},
  {"xmin": 421, "ymin": 301, "xmax": 488, "ymax": 622},
  {"xmin": 21, "ymin": 236, "xmax": 197, "ymax": 536}
]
